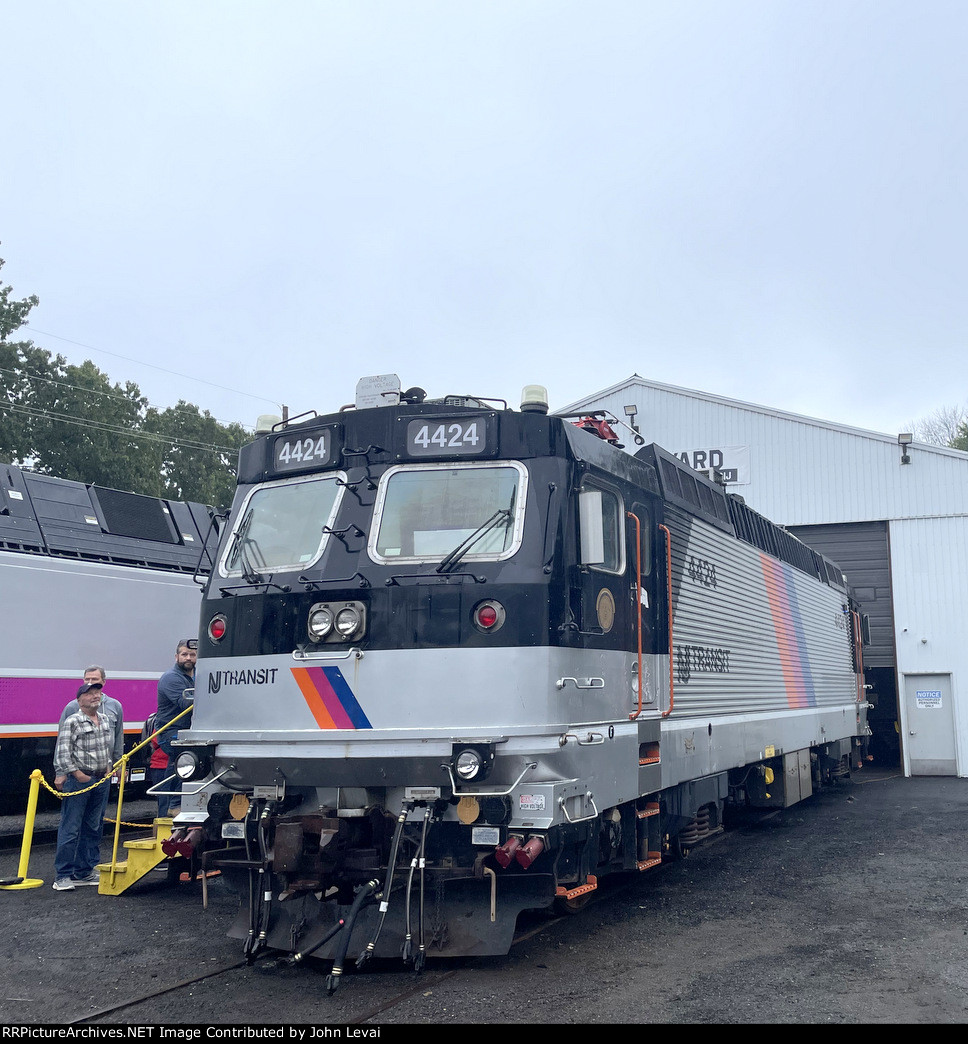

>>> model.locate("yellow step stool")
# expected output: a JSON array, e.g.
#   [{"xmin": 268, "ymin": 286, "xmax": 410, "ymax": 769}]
[{"xmin": 96, "ymin": 817, "xmax": 176, "ymax": 895}]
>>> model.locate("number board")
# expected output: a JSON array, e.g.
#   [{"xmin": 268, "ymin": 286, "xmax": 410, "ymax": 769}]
[
  {"xmin": 401, "ymin": 415, "xmax": 496, "ymax": 459},
  {"xmin": 271, "ymin": 426, "xmax": 340, "ymax": 474}
]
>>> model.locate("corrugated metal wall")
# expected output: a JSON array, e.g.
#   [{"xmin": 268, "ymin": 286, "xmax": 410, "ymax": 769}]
[
  {"xmin": 787, "ymin": 521, "xmax": 893, "ymax": 669},
  {"xmin": 569, "ymin": 378, "xmax": 968, "ymax": 526},
  {"xmin": 567, "ymin": 377, "xmax": 968, "ymax": 776},
  {"xmin": 889, "ymin": 516, "xmax": 968, "ymax": 777}
]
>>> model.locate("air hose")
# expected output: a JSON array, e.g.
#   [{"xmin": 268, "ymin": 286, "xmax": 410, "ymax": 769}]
[
  {"xmin": 326, "ymin": 878, "xmax": 379, "ymax": 995},
  {"xmin": 356, "ymin": 804, "xmax": 410, "ymax": 968}
]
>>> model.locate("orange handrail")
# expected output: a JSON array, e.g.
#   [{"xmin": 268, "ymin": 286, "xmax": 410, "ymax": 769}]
[
  {"xmin": 851, "ymin": 610, "xmax": 865, "ymax": 703},
  {"xmin": 659, "ymin": 523, "xmax": 675, "ymax": 718},
  {"xmin": 627, "ymin": 510, "xmax": 644, "ymax": 720}
]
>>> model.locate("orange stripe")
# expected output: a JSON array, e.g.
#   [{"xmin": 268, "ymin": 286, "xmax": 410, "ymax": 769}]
[{"xmin": 290, "ymin": 668, "xmax": 339, "ymax": 729}]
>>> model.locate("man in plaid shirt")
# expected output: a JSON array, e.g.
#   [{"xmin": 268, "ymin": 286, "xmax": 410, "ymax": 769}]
[{"xmin": 51, "ymin": 681, "xmax": 120, "ymax": 891}]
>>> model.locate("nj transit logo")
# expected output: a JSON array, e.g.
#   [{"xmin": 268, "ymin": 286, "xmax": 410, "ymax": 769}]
[{"xmin": 290, "ymin": 666, "xmax": 372, "ymax": 729}]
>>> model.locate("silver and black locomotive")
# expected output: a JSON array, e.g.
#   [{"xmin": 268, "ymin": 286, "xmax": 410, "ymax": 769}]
[{"xmin": 169, "ymin": 376, "xmax": 868, "ymax": 985}]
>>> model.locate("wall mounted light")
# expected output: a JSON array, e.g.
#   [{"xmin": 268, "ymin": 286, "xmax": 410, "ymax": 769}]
[
  {"xmin": 898, "ymin": 432, "xmax": 913, "ymax": 465},
  {"xmin": 623, "ymin": 404, "xmax": 645, "ymax": 445}
]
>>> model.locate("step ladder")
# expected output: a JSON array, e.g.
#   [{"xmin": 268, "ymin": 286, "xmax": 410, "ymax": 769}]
[{"xmin": 96, "ymin": 817, "xmax": 176, "ymax": 895}]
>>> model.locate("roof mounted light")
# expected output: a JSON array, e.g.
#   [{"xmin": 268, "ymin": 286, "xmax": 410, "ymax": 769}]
[{"xmin": 520, "ymin": 384, "xmax": 549, "ymax": 414}]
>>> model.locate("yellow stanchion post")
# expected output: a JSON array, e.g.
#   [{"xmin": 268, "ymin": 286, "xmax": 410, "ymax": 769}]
[
  {"xmin": 0, "ymin": 769, "xmax": 46, "ymax": 890},
  {"xmin": 107, "ymin": 755, "xmax": 129, "ymax": 891}
]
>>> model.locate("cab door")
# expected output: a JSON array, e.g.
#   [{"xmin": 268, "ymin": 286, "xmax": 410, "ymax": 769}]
[
  {"xmin": 576, "ymin": 480, "xmax": 628, "ymax": 642},
  {"xmin": 626, "ymin": 500, "xmax": 661, "ymax": 714}
]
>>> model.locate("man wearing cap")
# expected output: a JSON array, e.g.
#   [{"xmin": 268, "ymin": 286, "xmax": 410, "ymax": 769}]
[
  {"xmin": 51, "ymin": 680, "xmax": 120, "ymax": 891},
  {"xmin": 154, "ymin": 639, "xmax": 197, "ymax": 816},
  {"xmin": 53, "ymin": 665, "xmax": 124, "ymax": 788}
]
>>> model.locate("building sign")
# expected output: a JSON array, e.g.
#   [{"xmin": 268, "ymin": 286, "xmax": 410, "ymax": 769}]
[
  {"xmin": 916, "ymin": 690, "xmax": 943, "ymax": 709},
  {"xmin": 674, "ymin": 445, "xmax": 750, "ymax": 485}
]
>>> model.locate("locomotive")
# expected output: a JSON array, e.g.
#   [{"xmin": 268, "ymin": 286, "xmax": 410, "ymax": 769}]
[
  {"xmin": 170, "ymin": 376, "xmax": 868, "ymax": 986},
  {"xmin": 0, "ymin": 463, "xmax": 217, "ymax": 802}
]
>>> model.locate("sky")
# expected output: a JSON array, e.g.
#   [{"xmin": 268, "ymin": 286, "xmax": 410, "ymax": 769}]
[{"xmin": 2, "ymin": 0, "xmax": 966, "ymax": 439}]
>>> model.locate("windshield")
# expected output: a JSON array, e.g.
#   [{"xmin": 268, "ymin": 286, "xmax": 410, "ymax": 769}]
[
  {"xmin": 220, "ymin": 474, "xmax": 344, "ymax": 577},
  {"xmin": 369, "ymin": 462, "xmax": 527, "ymax": 564}
]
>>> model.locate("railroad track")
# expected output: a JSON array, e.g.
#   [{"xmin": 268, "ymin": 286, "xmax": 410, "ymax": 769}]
[{"xmin": 67, "ymin": 910, "xmax": 576, "ymax": 1026}]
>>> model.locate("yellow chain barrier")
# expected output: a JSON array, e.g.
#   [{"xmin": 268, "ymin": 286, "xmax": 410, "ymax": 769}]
[
  {"xmin": 0, "ymin": 703, "xmax": 196, "ymax": 892},
  {"xmin": 39, "ymin": 702, "xmax": 194, "ymax": 800}
]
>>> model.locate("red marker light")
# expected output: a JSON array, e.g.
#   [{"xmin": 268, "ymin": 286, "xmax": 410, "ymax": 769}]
[
  {"xmin": 473, "ymin": 600, "xmax": 505, "ymax": 632},
  {"xmin": 208, "ymin": 615, "xmax": 227, "ymax": 642}
]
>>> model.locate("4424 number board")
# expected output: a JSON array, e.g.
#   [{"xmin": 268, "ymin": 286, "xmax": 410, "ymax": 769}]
[
  {"xmin": 271, "ymin": 425, "xmax": 340, "ymax": 474},
  {"xmin": 401, "ymin": 414, "xmax": 497, "ymax": 458}
]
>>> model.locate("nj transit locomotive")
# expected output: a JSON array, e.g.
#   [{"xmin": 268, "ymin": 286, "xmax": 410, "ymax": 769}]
[
  {"xmin": 171, "ymin": 377, "xmax": 868, "ymax": 983},
  {"xmin": 0, "ymin": 463, "xmax": 219, "ymax": 801}
]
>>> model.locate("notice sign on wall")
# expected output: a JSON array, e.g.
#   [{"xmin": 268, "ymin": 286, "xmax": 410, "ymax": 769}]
[
  {"xmin": 916, "ymin": 690, "xmax": 943, "ymax": 708},
  {"xmin": 674, "ymin": 445, "xmax": 750, "ymax": 485}
]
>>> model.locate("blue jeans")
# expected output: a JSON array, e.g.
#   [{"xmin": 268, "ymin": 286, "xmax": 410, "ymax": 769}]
[
  {"xmin": 54, "ymin": 774, "xmax": 111, "ymax": 880},
  {"xmin": 155, "ymin": 731, "xmax": 182, "ymax": 816},
  {"xmin": 148, "ymin": 766, "xmax": 178, "ymax": 818}
]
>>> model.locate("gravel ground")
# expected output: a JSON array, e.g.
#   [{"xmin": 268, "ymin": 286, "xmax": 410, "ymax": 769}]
[{"xmin": 1, "ymin": 769, "xmax": 966, "ymax": 1025}]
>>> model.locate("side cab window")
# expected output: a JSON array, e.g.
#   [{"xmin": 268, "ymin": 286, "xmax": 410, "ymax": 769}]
[{"xmin": 578, "ymin": 482, "xmax": 625, "ymax": 573}]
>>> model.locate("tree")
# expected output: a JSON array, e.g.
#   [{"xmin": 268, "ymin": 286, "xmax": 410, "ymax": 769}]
[
  {"xmin": 24, "ymin": 357, "xmax": 155, "ymax": 492},
  {"xmin": 0, "ymin": 257, "xmax": 249, "ymax": 507},
  {"xmin": 0, "ymin": 257, "xmax": 46, "ymax": 464},
  {"xmin": 144, "ymin": 401, "xmax": 248, "ymax": 507},
  {"xmin": 905, "ymin": 403, "xmax": 968, "ymax": 448}
]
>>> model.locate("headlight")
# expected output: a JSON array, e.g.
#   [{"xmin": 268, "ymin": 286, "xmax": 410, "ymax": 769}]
[
  {"xmin": 335, "ymin": 606, "xmax": 362, "ymax": 638},
  {"xmin": 307, "ymin": 601, "xmax": 366, "ymax": 643},
  {"xmin": 174, "ymin": 750, "xmax": 211, "ymax": 781},
  {"xmin": 308, "ymin": 606, "xmax": 334, "ymax": 641},
  {"xmin": 452, "ymin": 744, "xmax": 494, "ymax": 783}
]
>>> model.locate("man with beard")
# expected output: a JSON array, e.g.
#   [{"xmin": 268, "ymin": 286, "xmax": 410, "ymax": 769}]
[{"xmin": 153, "ymin": 639, "xmax": 197, "ymax": 816}]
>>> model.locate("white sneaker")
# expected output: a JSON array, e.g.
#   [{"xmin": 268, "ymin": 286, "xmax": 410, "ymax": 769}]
[
  {"xmin": 72, "ymin": 874, "xmax": 100, "ymax": 886},
  {"xmin": 52, "ymin": 878, "xmax": 75, "ymax": 891}
]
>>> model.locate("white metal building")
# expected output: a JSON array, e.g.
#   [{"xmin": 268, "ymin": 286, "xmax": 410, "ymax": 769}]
[{"xmin": 564, "ymin": 376, "xmax": 968, "ymax": 777}]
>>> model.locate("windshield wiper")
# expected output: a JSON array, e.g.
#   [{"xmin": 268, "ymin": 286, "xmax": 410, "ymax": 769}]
[
  {"xmin": 436, "ymin": 489, "xmax": 516, "ymax": 574},
  {"xmin": 226, "ymin": 508, "xmax": 265, "ymax": 583}
]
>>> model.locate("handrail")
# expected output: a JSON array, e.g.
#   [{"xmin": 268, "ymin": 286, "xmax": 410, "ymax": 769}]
[
  {"xmin": 659, "ymin": 523, "xmax": 675, "ymax": 718},
  {"xmin": 107, "ymin": 702, "xmax": 195, "ymax": 886},
  {"xmin": 627, "ymin": 510, "xmax": 644, "ymax": 720},
  {"xmin": 851, "ymin": 610, "xmax": 865, "ymax": 703}
]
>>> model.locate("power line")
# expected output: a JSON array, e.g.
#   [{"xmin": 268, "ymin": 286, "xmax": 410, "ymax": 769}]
[
  {"xmin": 24, "ymin": 326, "xmax": 284, "ymax": 410},
  {"xmin": 0, "ymin": 364, "xmax": 251, "ymax": 430},
  {"xmin": 0, "ymin": 402, "xmax": 243, "ymax": 454}
]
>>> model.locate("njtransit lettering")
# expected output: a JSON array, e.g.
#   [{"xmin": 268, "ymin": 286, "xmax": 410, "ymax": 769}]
[{"xmin": 208, "ymin": 668, "xmax": 279, "ymax": 694}]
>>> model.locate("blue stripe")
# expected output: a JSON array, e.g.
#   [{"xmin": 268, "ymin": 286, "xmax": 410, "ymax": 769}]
[
  {"xmin": 321, "ymin": 666, "xmax": 372, "ymax": 729},
  {"xmin": 780, "ymin": 561, "xmax": 817, "ymax": 707}
]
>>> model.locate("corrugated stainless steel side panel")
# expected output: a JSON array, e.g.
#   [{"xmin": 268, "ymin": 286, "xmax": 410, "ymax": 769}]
[{"xmin": 663, "ymin": 506, "xmax": 856, "ymax": 719}]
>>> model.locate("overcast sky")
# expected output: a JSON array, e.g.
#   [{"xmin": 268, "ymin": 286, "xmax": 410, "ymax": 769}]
[{"xmin": 2, "ymin": 1, "xmax": 966, "ymax": 438}]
